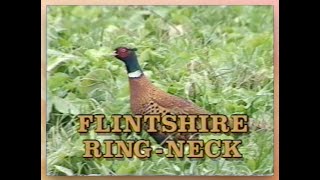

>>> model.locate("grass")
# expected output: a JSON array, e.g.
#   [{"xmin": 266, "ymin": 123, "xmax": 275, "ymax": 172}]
[{"xmin": 46, "ymin": 6, "xmax": 274, "ymax": 176}]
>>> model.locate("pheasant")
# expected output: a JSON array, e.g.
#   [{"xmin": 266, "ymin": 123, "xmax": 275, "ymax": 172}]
[{"xmin": 113, "ymin": 47, "xmax": 267, "ymax": 145}]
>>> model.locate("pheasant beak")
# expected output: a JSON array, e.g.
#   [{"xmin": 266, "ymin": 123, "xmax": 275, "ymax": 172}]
[
  {"xmin": 112, "ymin": 51, "xmax": 118, "ymax": 56},
  {"xmin": 103, "ymin": 51, "xmax": 118, "ymax": 58}
]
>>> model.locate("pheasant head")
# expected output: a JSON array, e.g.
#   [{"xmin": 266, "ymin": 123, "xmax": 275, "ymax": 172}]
[{"xmin": 114, "ymin": 47, "xmax": 142, "ymax": 78}]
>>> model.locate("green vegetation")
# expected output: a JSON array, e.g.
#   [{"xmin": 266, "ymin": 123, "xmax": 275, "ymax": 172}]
[{"xmin": 47, "ymin": 6, "xmax": 274, "ymax": 176}]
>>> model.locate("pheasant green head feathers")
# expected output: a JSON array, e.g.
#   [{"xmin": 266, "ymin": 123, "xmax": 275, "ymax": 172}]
[{"xmin": 114, "ymin": 47, "xmax": 141, "ymax": 76}]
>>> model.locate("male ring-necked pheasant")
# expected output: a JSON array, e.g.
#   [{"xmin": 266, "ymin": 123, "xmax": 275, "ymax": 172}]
[{"xmin": 113, "ymin": 46, "xmax": 266, "ymax": 145}]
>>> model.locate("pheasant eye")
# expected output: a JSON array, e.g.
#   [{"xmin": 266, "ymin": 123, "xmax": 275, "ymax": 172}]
[{"xmin": 119, "ymin": 48, "xmax": 127, "ymax": 53}]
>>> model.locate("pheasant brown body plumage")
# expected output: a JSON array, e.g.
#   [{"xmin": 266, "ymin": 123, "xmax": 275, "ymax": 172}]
[
  {"xmin": 129, "ymin": 75, "xmax": 208, "ymax": 115},
  {"xmin": 129, "ymin": 74, "xmax": 208, "ymax": 143}
]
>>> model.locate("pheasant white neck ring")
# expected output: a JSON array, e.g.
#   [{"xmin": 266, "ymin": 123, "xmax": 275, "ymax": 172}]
[{"xmin": 128, "ymin": 70, "xmax": 143, "ymax": 78}]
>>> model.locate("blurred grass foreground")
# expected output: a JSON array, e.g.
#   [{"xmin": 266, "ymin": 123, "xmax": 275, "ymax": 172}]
[{"xmin": 47, "ymin": 6, "xmax": 274, "ymax": 176}]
